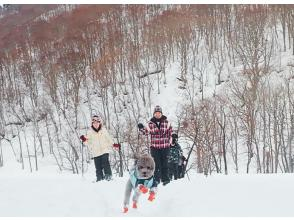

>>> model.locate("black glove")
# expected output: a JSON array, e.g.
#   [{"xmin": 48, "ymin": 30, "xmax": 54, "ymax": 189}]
[
  {"xmin": 172, "ymin": 133, "xmax": 178, "ymax": 139},
  {"xmin": 138, "ymin": 123, "xmax": 144, "ymax": 130}
]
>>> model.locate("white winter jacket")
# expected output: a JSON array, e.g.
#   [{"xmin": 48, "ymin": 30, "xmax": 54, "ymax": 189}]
[{"xmin": 86, "ymin": 127, "xmax": 114, "ymax": 157}]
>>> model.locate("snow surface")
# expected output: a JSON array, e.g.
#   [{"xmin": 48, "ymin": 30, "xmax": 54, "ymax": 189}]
[{"xmin": 1, "ymin": 163, "xmax": 294, "ymax": 217}]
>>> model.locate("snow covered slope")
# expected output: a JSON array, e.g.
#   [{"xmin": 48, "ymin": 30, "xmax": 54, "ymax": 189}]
[{"xmin": 1, "ymin": 167, "xmax": 293, "ymax": 217}]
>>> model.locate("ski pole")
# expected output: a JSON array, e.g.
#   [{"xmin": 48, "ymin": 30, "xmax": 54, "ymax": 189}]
[{"xmin": 81, "ymin": 141, "xmax": 84, "ymax": 176}]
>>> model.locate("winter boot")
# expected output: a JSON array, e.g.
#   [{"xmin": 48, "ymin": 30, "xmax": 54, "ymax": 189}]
[
  {"xmin": 105, "ymin": 174, "xmax": 112, "ymax": 181},
  {"xmin": 162, "ymin": 180, "xmax": 170, "ymax": 186}
]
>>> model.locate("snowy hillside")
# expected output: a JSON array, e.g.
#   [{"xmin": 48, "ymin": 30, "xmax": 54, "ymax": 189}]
[
  {"xmin": 2, "ymin": 5, "xmax": 294, "ymax": 175},
  {"xmin": 2, "ymin": 4, "xmax": 294, "ymax": 217}
]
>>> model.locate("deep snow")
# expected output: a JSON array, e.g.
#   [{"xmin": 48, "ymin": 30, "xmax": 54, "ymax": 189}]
[{"xmin": 1, "ymin": 163, "xmax": 294, "ymax": 217}]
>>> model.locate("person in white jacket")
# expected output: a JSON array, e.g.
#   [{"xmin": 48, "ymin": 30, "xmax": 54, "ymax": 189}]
[{"xmin": 80, "ymin": 115, "xmax": 120, "ymax": 182}]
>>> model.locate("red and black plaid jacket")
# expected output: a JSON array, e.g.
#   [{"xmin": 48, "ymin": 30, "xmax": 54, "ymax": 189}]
[{"xmin": 140, "ymin": 115, "xmax": 172, "ymax": 149}]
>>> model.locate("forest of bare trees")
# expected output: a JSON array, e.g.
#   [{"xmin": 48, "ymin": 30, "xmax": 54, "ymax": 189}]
[{"xmin": 1, "ymin": 5, "xmax": 294, "ymax": 176}]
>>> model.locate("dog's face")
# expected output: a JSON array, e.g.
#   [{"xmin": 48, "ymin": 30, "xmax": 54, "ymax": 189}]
[{"xmin": 135, "ymin": 154, "xmax": 155, "ymax": 179}]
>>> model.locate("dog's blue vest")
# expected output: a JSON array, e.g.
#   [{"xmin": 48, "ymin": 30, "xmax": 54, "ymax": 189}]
[{"xmin": 129, "ymin": 169, "xmax": 154, "ymax": 189}]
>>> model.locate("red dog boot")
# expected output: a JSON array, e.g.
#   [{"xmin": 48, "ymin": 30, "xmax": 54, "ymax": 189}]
[
  {"xmin": 148, "ymin": 191, "xmax": 155, "ymax": 202},
  {"xmin": 123, "ymin": 207, "xmax": 128, "ymax": 213},
  {"xmin": 139, "ymin": 184, "xmax": 148, "ymax": 194},
  {"xmin": 132, "ymin": 201, "xmax": 138, "ymax": 209}
]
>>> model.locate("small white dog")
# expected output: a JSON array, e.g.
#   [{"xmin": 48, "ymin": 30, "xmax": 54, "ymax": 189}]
[{"xmin": 123, "ymin": 154, "xmax": 157, "ymax": 213}]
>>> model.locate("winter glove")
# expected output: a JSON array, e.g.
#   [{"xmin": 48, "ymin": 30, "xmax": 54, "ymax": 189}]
[
  {"xmin": 113, "ymin": 143, "xmax": 121, "ymax": 149},
  {"xmin": 80, "ymin": 135, "xmax": 87, "ymax": 143},
  {"xmin": 123, "ymin": 207, "xmax": 128, "ymax": 213},
  {"xmin": 138, "ymin": 123, "xmax": 144, "ymax": 130},
  {"xmin": 172, "ymin": 133, "xmax": 178, "ymax": 139},
  {"xmin": 138, "ymin": 184, "xmax": 148, "ymax": 194},
  {"xmin": 148, "ymin": 191, "xmax": 156, "ymax": 202}
]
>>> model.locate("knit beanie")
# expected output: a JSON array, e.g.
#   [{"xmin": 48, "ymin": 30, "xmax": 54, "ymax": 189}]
[{"xmin": 153, "ymin": 105, "xmax": 162, "ymax": 114}]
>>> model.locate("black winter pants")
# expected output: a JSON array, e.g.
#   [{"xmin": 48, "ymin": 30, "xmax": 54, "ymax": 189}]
[
  {"xmin": 178, "ymin": 164, "xmax": 185, "ymax": 178},
  {"xmin": 151, "ymin": 147, "xmax": 170, "ymax": 184},
  {"xmin": 168, "ymin": 163, "xmax": 179, "ymax": 180},
  {"xmin": 94, "ymin": 153, "xmax": 112, "ymax": 181}
]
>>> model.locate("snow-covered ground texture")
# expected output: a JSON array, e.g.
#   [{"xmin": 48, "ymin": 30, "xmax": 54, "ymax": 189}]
[{"xmin": 1, "ymin": 166, "xmax": 293, "ymax": 217}]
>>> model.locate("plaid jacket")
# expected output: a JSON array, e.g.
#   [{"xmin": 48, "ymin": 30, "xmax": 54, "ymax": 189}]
[{"xmin": 141, "ymin": 115, "xmax": 172, "ymax": 149}]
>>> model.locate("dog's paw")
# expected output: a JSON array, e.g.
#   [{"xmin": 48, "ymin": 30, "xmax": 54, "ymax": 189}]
[
  {"xmin": 132, "ymin": 201, "xmax": 138, "ymax": 209},
  {"xmin": 123, "ymin": 207, "xmax": 128, "ymax": 213},
  {"xmin": 139, "ymin": 184, "xmax": 148, "ymax": 194},
  {"xmin": 148, "ymin": 191, "xmax": 155, "ymax": 202}
]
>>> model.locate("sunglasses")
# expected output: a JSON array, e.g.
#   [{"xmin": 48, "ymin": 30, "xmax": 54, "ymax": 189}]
[{"xmin": 92, "ymin": 119, "xmax": 101, "ymax": 123}]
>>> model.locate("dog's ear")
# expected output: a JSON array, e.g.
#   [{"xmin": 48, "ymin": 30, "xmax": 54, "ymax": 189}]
[
  {"xmin": 133, "ymin": 153, "xmax": 140, "ymax": 160},
  {"xmin": 141, "ymin": 148, "xmax": 149, "ymax": 155},
  {"xmin": 132, "ymin": 153, "xmax": 140, "ymax": 165},
  {"xmin": 146, "ymin": 154, "xmax": 155, "ymax": 170}
]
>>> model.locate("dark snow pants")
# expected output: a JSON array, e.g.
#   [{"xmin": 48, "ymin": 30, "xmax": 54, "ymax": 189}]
[
  {"xmin": 151, "ymin": 147, "xmax": 170, "ymax": 185},
  {"xmin": 94, "ymin": 153, "xmax": 112, "ymax": 181},
  {"xmin": 168, "ymin": 163, "xmax": 179, "ymax": 180}
]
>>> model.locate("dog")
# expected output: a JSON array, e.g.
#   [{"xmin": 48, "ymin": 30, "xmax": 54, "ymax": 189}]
[{"xmin": 123, "ymin": 154, "xmax": 157, "ymax": 213}]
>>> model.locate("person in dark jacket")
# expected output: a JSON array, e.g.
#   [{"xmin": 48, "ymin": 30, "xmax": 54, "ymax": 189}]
[
  {"xmin": 168, "ymin": 133, "xmax": 183, "ymax": 180},
  {"xmin": 138, "ymin": 105, "xmax": 172, "ymax": 186}
]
